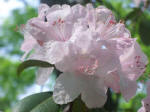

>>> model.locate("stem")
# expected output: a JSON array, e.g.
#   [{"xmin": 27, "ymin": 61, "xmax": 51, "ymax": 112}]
[{"xmin": 68, "ymin": 102, "xmax": 73, "ymax": 112}]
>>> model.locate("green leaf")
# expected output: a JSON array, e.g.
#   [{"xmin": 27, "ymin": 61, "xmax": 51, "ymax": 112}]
[
  {"xmin": 72, "ymin": 98, "xmax": 88, "ymax": 112},
  {"xmin": 17, "ymin": 60, "xmax": 54, "ymax": 75},
  {"xmin": 125, "ymin": 8, "xmax": 141, "ymax": 21},
  {"xmin": 139, "ymin": 16, "xmax": 150, "ymax": 45},
  {"xmin": 102, "ymin": 0, "xmax": 120, "ymax": 20},
  {"xmin": 31, "ymin": 97, "xmax": 59, "ymax": 112},
  {"xmin": 12, "ymin": 92, "xmax": 52, "ymax": 112},
  {"xmin": 72, "ymin": 97, "xmax": 109, "ymax": 112}
]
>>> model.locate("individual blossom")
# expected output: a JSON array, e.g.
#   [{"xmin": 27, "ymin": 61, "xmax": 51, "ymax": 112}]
[
  {"xmin": 85, "ymin": 5, "xmax": 129, "ymax": 40},
  {"xmin": 21, "ymin": 4, "xmax": 88, "ymax": 85},
  {"xmin": 115, "ymin": 38, "xmax": 148, "ymax": 101},
  {"xmin": 53, "ymin": 27, "xmax": 121, "ymax": 108},
  {"xmin": 82, "ymin": 4, "xmax": 148, "ymax": 101},
  {"xmin": 138, "ymin": 81, "xmax": 150, "ymax": 112}
]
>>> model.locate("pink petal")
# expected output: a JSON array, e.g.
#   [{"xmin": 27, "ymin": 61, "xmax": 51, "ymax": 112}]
[
  {"xmin": 21, "ymin": 32, "xmax": 37, "ymax": 60},
  {"xmin": 36, "ymin": 67, "xmax": 54, "ymax": 85},
  {"xmin": 38, "ymin": 4, "xmax": 49, "ymax": 20},
  {"xmin": 53, "ymin": 73, "xmax": 81, "ymax": 104},
  {"xmin": 45, "ymin": 41, "xmax": 69, "ymax": 64},
  {"xmin": 120, "ymin": 40, "xmax": 148, "ymax": 80},
  {"xmin": 119, "ymin": 72, "xmax": 137, "ymax": 101},
  {"xmin": 81, "ymin": 76, "xmax": 107, "ymax": 108},
  {"xmin": 104, "ymin": 71, "xmax": 120, "ymax": 93}
]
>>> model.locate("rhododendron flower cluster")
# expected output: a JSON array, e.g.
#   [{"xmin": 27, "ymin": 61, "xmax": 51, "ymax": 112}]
[{"xmin": 21, "ymin": 4, "xmax": 148, "ymax": 108}]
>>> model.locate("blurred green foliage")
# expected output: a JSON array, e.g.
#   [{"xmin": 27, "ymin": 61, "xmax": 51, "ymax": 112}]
[
  {"xmin": 0, "ymin": 4, "xmax": 37, "ymax": 112},
  {"xmin": 0, "ymin": 6, "xmax": 37, "ymax": 55},
  {"xmin": 0, "ymin": 57, "xmax": 35, "ymax": 112},
  {"xmin": 0, "ymin": 0, "xmax": 150, "ymax": 112}
]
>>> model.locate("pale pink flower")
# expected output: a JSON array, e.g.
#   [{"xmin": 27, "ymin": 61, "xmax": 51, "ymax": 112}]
[
  {"xmin": 22, "ymin": 4, "xmax": 87, "ymax": 61},
  {"xmin": 27, "ymin": 4, "xmax": 87, "ymax": 43},
  {"xmin": 20, "ymin": 3, "xmax": 148, "ymax": 108},
  {"xmin": 138, "ymin": 81, "xmax": 150, "ymax": 112},
  {"xmin": 86, "ymin": 4, "xmax": 116, "ymax": 31},
  {"xmin": 21, "ymin": 4, "xmax": 87, "ymax": 85},
  {"xmin": 119, "ymin": 39, "xmax": 148, "ymax": 81},
  {"xmin": 84, "ymin": 4, "xmax": 148, "ymax": 101},
  {"xmin": 116, "ymin": 37, "xmax": 148, "ymax": 101},
  {"xmin": 81, "ymin": 4, "xmax": 130, "ymax": 42},
  {"xmin": 104, "ymin": 37, "xmax": 148, "ymax": 101},
  {"xmin": 53, "ymin": 28, "xmax": 121, "ymax": 108}
]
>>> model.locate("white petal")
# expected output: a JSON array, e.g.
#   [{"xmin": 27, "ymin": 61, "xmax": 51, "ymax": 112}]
[
  {"xmin": 21, "ymin": 33, "xmax": 37, "ymax": 52},
  {"xmin": 47, "ymin": 5, "xmax": 71, "ymax": 22},
  {"xmin": 138, "ymin": 107, "xmax": 146, "ymax": 112},
  {"xmin": 29, "ymin": 45, "xmax": 46, "ymax": 61},
  {"xmin": 53, "ymin": 73, "xmax": 81, "ymax": 104},
  {"xmin": 119, "ymin": 73, "xmax": 137, "ymax": 101},
  {"xmin": 70, "ymin": 4, "xmax": 87, "ymax": 22},
  {"xmin": 120, "ymin": 40, "xmax": 148, "ymax": 80},
  {"xmin": 81, "ymin": 76, "xmax": 107, "ymax": 108},
  {"xmin": 104, "ymin": 71, "xmax": 120, "ymax": 93},
  {"xmin": 36, "ymin": 67, "xmax": 54, "ymax": 85},
  {"xmin": 38, "ymin": 4, "xmax": 49, "ymax": 19},
  {"xmin": 95, "ymin": 40, "xmax": 120, "ymax": 76},
  {"xmin": 45, "ymin": 42, "xmax": 69, "ymax": 64}
]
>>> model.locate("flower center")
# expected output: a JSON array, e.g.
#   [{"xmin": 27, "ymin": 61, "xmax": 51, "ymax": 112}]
[
  {"xmin": 77, "ymin": 58, "xmax": 99, "ymax": 75},
  {"xmin": 51, "ymin": 18, "xmax": 67, "ymax": 41}
]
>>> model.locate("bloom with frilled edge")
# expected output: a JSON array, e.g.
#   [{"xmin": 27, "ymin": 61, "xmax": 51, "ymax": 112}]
[
  {"xmin": 83, "ymin": 4, "xmax": 148, "ymax": 101},
  {"xmin": 52, "ymin": 27, "xmax": 122, "ymax": 108},
  {"xmin": 20, "ymin": 4, "xmax": 88, "ymax": 85},
  {"xmin": 111, "ymin": 37, "xmax": 148, "ymax": 101}
]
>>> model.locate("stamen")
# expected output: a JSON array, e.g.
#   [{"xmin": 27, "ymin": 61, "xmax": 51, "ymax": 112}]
[
  {"xmin": 105, "ymin": 15, "xmax": 112, "ymax": 26},
  {"xmin": 37, "ymin": 40, "xmax": 44, "ymax": 46},
  {"xmin": 109, "ymin": 20, "xmax": 116, "ymax": 25},
  {"xmin": 51, "ymin": 18, "xmax": 67, "ymax": 41},
  {"xmin": 58, "ymin": 18, "xmax": 61, "ymax": 23},
  {"xmin": 77, "ymin": 59, "xmax": 98, "ymax": 75}
]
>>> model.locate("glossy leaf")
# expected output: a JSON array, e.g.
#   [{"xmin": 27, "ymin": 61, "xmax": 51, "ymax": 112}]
[
  {"xmin": 72, "ymin": 98, "xmax": 108, "ymax": 112},
  {"xmin": 12, "ymin": 92, "xmax": 52, "ymax": 112},
  {"xmin": 125, "ymin": 8, "xmax": 141, "ymax": 21},
  {"xmin": 31, "ymin": 97, "xmax": 59, "ymax": 112},
  {"xmin": 139, "ymin": 16, "xmax": 150, "ymax": 45},
  {"xmin": 17, "ymin": 60, "xmax": 54, "ymax": 75},
  {"xmin": 72, "ymin": 98, "xmax": 88, "ymax": 112}
]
